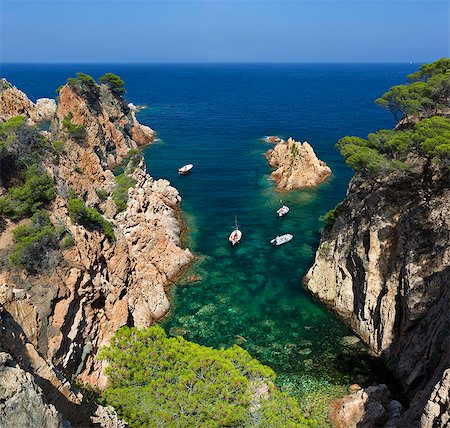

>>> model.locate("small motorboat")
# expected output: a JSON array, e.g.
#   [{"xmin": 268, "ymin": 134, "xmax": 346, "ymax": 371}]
[
  {"xmin": 270, "ymin": 233, "xmax": 293, "ymax": 246},
  {"xmin": 277, "ymin": 205, "xmax": 290, "ymax": 217},
  {"xmin": 178, "ymin": 164, "xmax": 193, "ymax": 175},
  {"xmin": 229, "ymin": 216, "xmax": 242, "ymax": 245}
]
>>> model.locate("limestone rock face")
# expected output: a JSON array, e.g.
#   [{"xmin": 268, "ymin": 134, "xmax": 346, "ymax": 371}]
[
  {"xmin": 304, "ymin": 159, "xmax": 450, "ymax": 426},
  {"xmin": 0, "ymin": 352, "xmax": 67, "ymax": 428},
  {"xmin": 266, "ymin": 137, "xmax": 331, "ymax": 190},
  {"xmin": 0, "ymin": 79, "xmax": 191, "ymax": 424}
]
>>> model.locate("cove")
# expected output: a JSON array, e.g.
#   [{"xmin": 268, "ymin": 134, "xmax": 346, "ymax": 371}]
[
  {"xmin": 134, "ymin": 64, "xmax": 417, "ymax": 417},
  {"xmin": 2, "ymin": 62, "xmax": 417, "ymax": 422}
]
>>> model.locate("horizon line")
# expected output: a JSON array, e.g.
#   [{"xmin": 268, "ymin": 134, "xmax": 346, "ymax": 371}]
[{"xmin": 1, "ymin": 60, "xmax": 426, "ymax": 65}]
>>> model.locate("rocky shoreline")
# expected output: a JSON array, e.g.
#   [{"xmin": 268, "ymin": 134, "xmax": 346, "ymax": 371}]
[
  {"xmin": 0, "ymin": 77, "xmax": 193, "ymax": 425},
  {"xmin": 304, "ymin": 157, "xmax": 449, "ymax": 427}
]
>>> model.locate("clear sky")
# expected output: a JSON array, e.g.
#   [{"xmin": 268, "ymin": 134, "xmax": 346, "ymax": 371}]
[{"xmin": 1, "ymin": 0, "xmax": 448, "ymax": 63}]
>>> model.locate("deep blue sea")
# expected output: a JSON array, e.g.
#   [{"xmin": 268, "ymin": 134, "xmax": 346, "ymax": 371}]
[{"xmin": 2, "ymin": 63, "xmax": 416, "ymax": 421}]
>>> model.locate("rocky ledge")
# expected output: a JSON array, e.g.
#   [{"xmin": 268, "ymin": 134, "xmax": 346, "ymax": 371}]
[{"xmin": 265, "ymin": 137, "xmax": 332, "ymax": 190}]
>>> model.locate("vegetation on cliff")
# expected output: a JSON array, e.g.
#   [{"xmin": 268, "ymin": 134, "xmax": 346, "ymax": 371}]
[
  {"xmin": 67, "ymin": 195, "xmax": 115, "ymax": 241},
  {"xmin": 338, "ymin": 59, "xmax": 450, "ymax": 176},
  {"xmin": 375, "ymin": 57, "xmax": 450, "ymax": 122},
  {"xmin": 98, "ymin": 326, "xmax": 314, "ymax": 428}
]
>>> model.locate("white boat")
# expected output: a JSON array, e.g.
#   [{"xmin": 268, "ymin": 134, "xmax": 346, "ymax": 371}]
[
  {"xmin": 270, "ymin": 233, "xmax": 293, "ymax": 246},
  {"xmin": 178, "ymin": 164, "xmax": 193, "ymax": 175},
  {"xmin": 277, "ymin": 205, "xmax": 290, "ymax": 217},
  {"xmin": 229, "ymin": 216, "xmax": 242, "ymax": 245}
]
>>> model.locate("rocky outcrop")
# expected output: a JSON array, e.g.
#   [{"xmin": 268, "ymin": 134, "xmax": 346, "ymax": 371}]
[
  {"xmin": 304, "ymin": 158, "xmax": 449, "ymax": 426},
  {"xmin": 0, "ymin": 351, "xmax": 68, "ymax": 428},
  {"xmin": 0, "ymin": 78, "xmax": 192, "ymax": 425},
  {"xmin": 265, "ymin": 137, "xmax": 331, "ymax": 190},
  {"xmin": 0, "ymin": 78, "xmax": 56, "ymax": 124},
  {"xmin": 330, "ymin": 384, "xmax": 403, "ymax": 428}
]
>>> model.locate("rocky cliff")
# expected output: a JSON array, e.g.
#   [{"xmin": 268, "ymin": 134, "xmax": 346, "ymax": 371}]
[
  {"xmin": 304, "ymin": 157, "xmax": 449, "ymax": 426},
  {"xmin": 266, "ymin": 137, "xmax": 332, "ymax": 190},
  {"xmin": 0, "ymin": 77, "xmax": 192, "ymax": 425}
]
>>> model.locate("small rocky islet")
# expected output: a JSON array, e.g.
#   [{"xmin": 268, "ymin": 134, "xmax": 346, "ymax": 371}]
[
  {"xmin": 1, "ymin": 58, "xmax": 449, "ymax": 428},
  {"xmin": 265, "ymin": 136, "xmax": 332, "ymax": 191}
]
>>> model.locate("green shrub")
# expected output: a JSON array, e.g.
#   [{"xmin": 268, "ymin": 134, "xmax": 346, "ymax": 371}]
[
  {"xmin": 62, "ymin": 112, "xmax": 87, "ymax": 143},
  {"xmin": 0, "ymin": 116, "xmax": 26, "ymax": 149},
  {"xmin": 99, "ymin": 73, "xmax": 126, "ymax": 95},
  {"xmin": 74, "ymin": 166, "xmax": 84, "ymax": 175},
  {"xmin": 52, "ymin": 140, "xmax": 65, "ymax": 154},
  {"xmin": 320, "ymin": 203, "xmax": 343, "ymax": 227},
  {"xmin": 95, "ymin": 188, "xmax": 109, "ymax": 201},
  {"xmin": 9, "ymin": 210, "xmax": 59, "ymax": 271},
  {"xmin": 67, "ymin": 197, "xmax": 115, "ymax": 241},
  {"xmin": 112, "ymin": 174, "xmax": 136, "ymax": 212},
  {"xmin": 98, "ymin": 326, "xmax": 314, "ymax": 428},
  {"xmin": 61, "ymin": 234, "xmax": 75, "ymax": 249},
  {"xmin": 0, "ymin": 164, "xmax": 55, "ymax": 219}
]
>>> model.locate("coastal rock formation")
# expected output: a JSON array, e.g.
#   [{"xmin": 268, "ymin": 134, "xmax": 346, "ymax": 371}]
[
  {"xmin": 0, "ymin": 77, "xmax": 192, "ymax": 424},
  {"xmin": 265, "ymin": 137, "xmax": 331, "ymax": 190},
  {"xmin": 0, "ymin": 79, "xmax": 56, "ymax": 124},
  {"xmin": 0, "ymin": 351, "xmax": 67, "ymax": 428},
  {"xmin": 330, "ymin": 384, "xmax": 403, "ymax": 428},
  {"xmin": 304, "ymin": 158, "xmax": 449, "ymax": 426}
]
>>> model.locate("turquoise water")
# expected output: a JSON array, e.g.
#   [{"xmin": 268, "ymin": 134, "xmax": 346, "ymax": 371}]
[{"xmin": 2, "ymin": 63, "xmax": 415, "ymax": 415}]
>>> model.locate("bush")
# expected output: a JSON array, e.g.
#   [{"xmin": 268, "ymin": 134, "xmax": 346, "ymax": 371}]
[
  {"xmin": 0, "ymin": 164, "xmax": 55, "ymax": 219},
  {"xmin": 95, "ymin": 188, "xmax": 109, "ymax": 201},
  {"xmin": 9, "ymin": 211, "xmax": 59, "ymax": 271},
  {"xmin": 320, "ymin": 202, "xmax": 343, "ymax": 226},
  {"xmin": 0, "ymin": 116, "xmax": 26, "ymax": 150},
  {"xmin": 98, "ymin": 326, "xmax": 314, "ymax": 428},
  {"xmin": 112, "ymin": 174, "xmax": 136, "ymax": 212},
  {"xmin": 67, "ymin": 197, "xmax": 115, "ymax": 241},
  {"xmin": 99, "ymin": 73, "xmax": 126, "ymax": 95},
  {"xmin": 61, "ymin": 234, "xmax": 75, "ymax": 249},
  {"xmin": 62, "ymin": 112, "xmax": 87, "ymax": 143}
]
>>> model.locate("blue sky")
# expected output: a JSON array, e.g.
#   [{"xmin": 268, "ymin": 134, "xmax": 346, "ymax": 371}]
[{"xmin": 1, "ymin": 1, "xmax": 448, "ymax": 63}]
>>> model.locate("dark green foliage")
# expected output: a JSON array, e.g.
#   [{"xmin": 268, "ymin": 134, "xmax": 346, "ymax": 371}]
[
  {"xmin": 112, "ymin": 174, "xmax": 136, "ymax": 212},
  {"xmin": 66, "ymin": 73, "xmax": 100, "ymax": 98},
  {"xmin": 338, "ymin": 116, "xmax": 450, "ymax": 175},
  {"xmin": 413, "ymin": 116, "xmax": 450, "ymax": 157},
  {"xmin": 0, "ymin": 164, "xmax": 55, "ymax": 219},
  {"xmin": 0, "ymin": 116, "xmax": 26, "ymax": 150},
  {"xmin": 9, "ymin": 210, "xmax": 59, "ymax": 271},
  {"xmin": 67, "ymin": 197, "xmax": 115, "ymax": 241},
  {"xmin": 99, "ymin": 73, "xmax": 126, "ymax": 95},
  {"xmin": 98, "ymin": 326, "xmax": 313, "ymax": 428},
  {"xmin": 336, "ymin": 137, "xmax": 394, "ymax": 175},
  {"xmin": 408, "ymin": 58, "xmax": 450, "ymax": 81},
  {"xmin": 74, "ymin": 166, "xmax": 84, "ymax": 175},
  {"xmin": 375, "ymin": 58, "xmax": 449, "ymax": 122},
  {"xmin": 62, "ymin": 112, "xmax": 87, "ymax": 143},
  {"xmin": 95, "ymin": 188, "xmax": 109, "ymax": 201},
  {"xmin": 320, "ymin": 202, "xmax": 343, "ymax": 227}
]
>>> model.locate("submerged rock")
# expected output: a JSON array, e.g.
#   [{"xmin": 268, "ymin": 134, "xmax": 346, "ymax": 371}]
[{"xmin": 265, "ymin": 137, "xmax": 332, "ymax": 190}]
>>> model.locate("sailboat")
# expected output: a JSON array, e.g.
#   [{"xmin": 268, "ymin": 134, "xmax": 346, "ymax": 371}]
[{"xmin": 229, "ymin": 216, "xmax": 242, "ymax": 245}]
